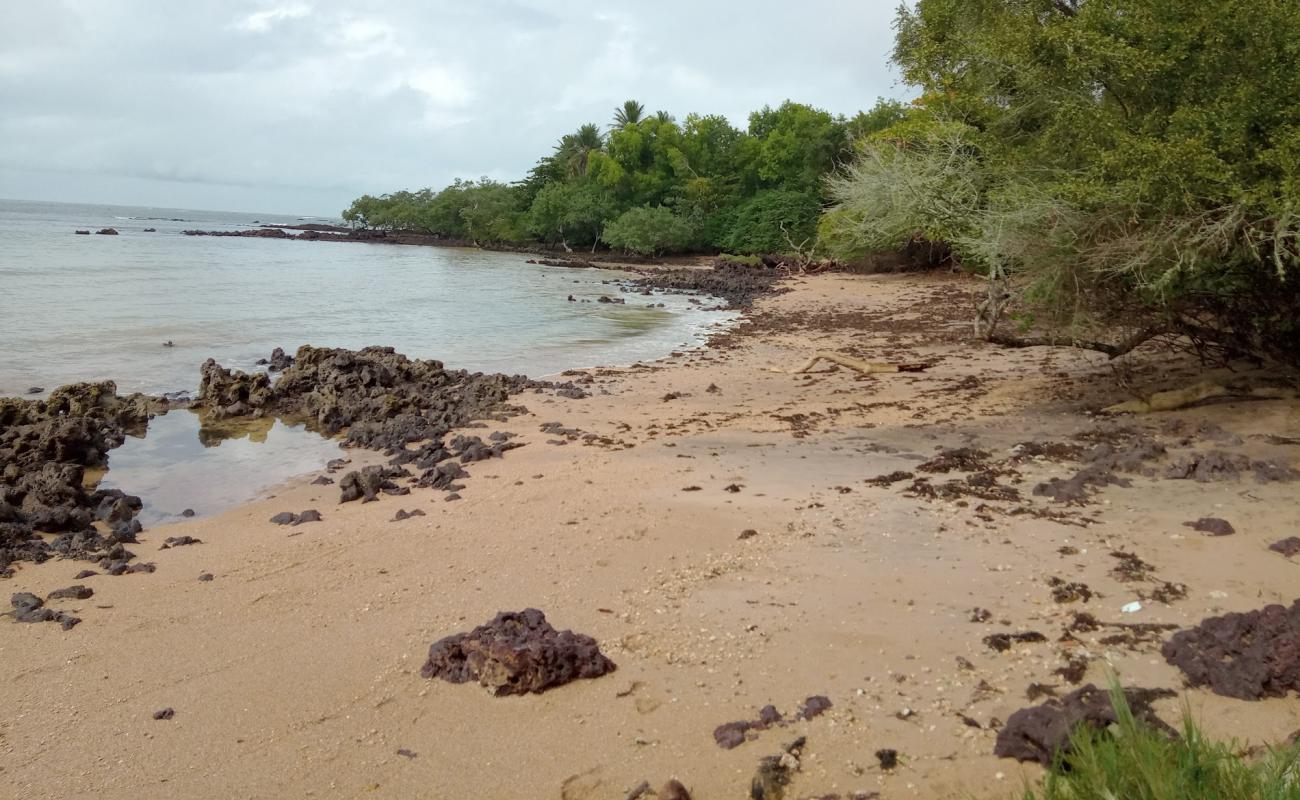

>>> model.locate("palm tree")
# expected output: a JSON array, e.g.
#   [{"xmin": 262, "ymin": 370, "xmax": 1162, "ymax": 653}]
[
  {"xmin": 555, "ymin": 123, "xmax": 605, "ymax": 177},
  {"xmin": 612, "ymin": 99, "xmax": 646, "ymax": 128},
  {"xmin": 654, "ymin": 110, "xmax": 675, "ymax": 125}
]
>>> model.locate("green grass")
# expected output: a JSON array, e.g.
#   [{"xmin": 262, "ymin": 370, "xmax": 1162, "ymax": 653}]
[{"xmin": 1023, "ymin": 682, "xmax": 1300, "ymax": 800}]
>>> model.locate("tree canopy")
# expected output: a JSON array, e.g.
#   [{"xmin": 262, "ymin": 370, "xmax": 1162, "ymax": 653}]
[
  {"xmin": 822, "ymin": 0, "xmax": 1300, "ymax": 365},
  {"xmin": 342, "ymin": 97, "xmax": 881, "ymax": 256}
]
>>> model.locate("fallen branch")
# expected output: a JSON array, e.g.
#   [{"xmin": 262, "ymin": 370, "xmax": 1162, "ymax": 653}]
[
  {"xmin": 1105, "ymin": 383, "xmax": 1294, "ymax": 414},
  {"xmin": 987, "ymin": 327, "xmax": 1163, "ymax": 359},
  {"xmin": 767, "ymin": 351, "xmax": 932, "ymax": 375}
]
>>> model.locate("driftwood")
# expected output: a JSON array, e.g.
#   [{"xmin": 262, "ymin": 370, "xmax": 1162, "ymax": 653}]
[
  {"xmin": 1105, "ymin": 383, "xmax": 1295, "ymax": 414},
  {"xmin": 768, "ymin": 351, "xmax": 931, "ymax": 375}
]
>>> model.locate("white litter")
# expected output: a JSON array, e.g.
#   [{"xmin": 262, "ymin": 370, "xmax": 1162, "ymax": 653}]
[{"xmin": 1121, "ymin": 601, "xmax": 1142, "ymax": 614}]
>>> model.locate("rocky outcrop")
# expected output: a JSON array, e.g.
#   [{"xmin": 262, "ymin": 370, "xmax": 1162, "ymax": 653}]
[
  {"xmin": 1162, "ymin": 600, "xmax": 1300, "ymax": 700},
  {"xmin": 633, "ymin": 261, "xmax": 787, "ymax": 309},
  {"xmin": 420, "ymin": 608, "xmax": 616, "ymax": 695},
  {"xmin": 1, "ymin": 383, "xmax": 163, "ymax": 574},
  {"xmin": 194, "ymin": 346, "xmax": 582, "ymax": 500}
]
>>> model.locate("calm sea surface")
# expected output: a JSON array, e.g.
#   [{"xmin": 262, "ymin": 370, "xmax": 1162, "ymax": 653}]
[{"xmin": 0, "ymin": 199, "xmax": 735, "ymax": 521}]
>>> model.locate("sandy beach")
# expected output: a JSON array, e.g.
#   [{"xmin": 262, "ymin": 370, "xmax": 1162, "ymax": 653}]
[{"xmin": 3, "ymin": 269, "xmax": 1298, "ymax": 799}]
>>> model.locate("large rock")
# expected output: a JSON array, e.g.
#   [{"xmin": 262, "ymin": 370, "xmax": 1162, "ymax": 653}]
[
  {"xmin": 995, "ymin": 684, "xmax": 1175, "ymax": 765},
  {"xmin": 1162, "ymin": 600, "xmax": 1300, "ymax": 700},
  {"xmin": 420, "ymin": 609, "xmax": 616, "ymax": 695},
  {"xmin": 195, "ymin": 346, "xmax": 584, "ymax": 497},
  {"xmin": 1, "ymin": 383, "xmax": 159, "ymax": 573}
]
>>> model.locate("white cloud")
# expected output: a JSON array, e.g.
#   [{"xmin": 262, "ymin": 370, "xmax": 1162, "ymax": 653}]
[{"xmin": 237, "ymin": 3, "xmax": 311, "ymax": 33}]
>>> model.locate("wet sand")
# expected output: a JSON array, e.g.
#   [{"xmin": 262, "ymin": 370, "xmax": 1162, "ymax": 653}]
[{"xmin": 3, "ymin": 270, "xmax": 1298, "ymax": 799}]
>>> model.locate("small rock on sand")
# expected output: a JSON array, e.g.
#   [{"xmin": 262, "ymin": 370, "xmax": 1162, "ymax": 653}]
[{"xmin": 1184, "ymin": 517, "xmax": 1235, "ymax": 536}]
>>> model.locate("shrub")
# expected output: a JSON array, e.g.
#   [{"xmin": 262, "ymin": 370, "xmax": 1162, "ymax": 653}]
[
  {"xmin": 602, "ymin": 206, "xmax": 695, "ymax": 257},
  {"xmin": 723, "ymin": 190, "xmax": 820, "ymax": 255}
]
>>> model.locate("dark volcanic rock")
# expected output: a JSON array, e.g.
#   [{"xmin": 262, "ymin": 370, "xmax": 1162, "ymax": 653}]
[
  {"xmin": 152, "ymin": 708, "xmax": 175, "ymax": 720},
  {"xmin": 160, "ymin": 536, "xmax": 201, "ymax": 549},
  {"xmin": 995, "ymin": 684, "xmax": 1176, "ymax": 765},
  {"xmin": 1, "ymin": 382, "xmax": 158, "ymax": 573},
  {"xmin": 47, "ymin": 585, "xmax": 93, "ymax": 600},
  {"xmin": 1162, "ymin": 600, "xmax": 1300, "ymax": 700},
  {"xmin": 194, "ymin": 345, "xmax": 575, "ymax": 500},
  {"xmin": 95, "ymin": 228, "xmax": 119, "ymax": 235},
  {"xmin": 267, "ymin": 346, "xmax": 294, "ymax": 372},
  {"xmin": 269, "ymin": 511, "xmax": 297, "ymax": 525},
  {"xmin": 420, "ymin": 608, "xmax": 615, "ymax": 695},
  {"xmin": 633, "ymin": 261, "xmax": 786, "ymax": 309},
  {"xmin": 293, "ymin": 509, "xmax": 322, "ymax": 525},
  {"xmin": 1184, "ymin": 517, "xmax": 1235, "ymax": 536},
  {"xmin": 1269, "ymin": 537, "xmax": 1300, "ymax": 558},
  {"xmin": 339, "ymin": 465, "xmax": 410, "ymax": 503}
]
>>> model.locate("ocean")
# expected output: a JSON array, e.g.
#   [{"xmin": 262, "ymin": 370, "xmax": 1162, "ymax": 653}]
[{"xmin": 0, "ymin": 198, "xmax": 735, "ymax": 521}]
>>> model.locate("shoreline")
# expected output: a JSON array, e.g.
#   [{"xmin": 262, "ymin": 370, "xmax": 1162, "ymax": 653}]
[{"xmin": 2, "ymin": 270, "xmax": 1298, "ymax": 798}]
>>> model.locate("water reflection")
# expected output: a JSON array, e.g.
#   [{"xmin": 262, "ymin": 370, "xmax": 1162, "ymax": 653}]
[{"xmin": 96, "ymin": 409, "xmax": 342, "ymax": 525}]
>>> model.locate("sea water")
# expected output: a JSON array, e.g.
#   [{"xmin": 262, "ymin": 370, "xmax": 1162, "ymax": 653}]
[{"xmin": 0, "ymin": 199, "xmax": 735, "ymax": 519}]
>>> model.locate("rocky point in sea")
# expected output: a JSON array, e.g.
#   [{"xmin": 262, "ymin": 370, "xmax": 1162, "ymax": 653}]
[
  {"xmin": 192, "ymin": 344, "xmax": 589, "ymax": 500},
  {"xmin": 0, "ymin": 382, "xmax": 169, "ymax": 577}
]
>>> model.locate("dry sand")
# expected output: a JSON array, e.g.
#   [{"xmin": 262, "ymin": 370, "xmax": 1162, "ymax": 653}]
[{"xmin": 2, "ymin": 270, "xmax": 1298, "ymax": 799}]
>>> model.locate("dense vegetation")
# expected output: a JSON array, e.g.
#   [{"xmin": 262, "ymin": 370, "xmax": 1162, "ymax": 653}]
[
  {"xmin": 1023, "ymin": 684, "xmax": 1300, "ymax": 800},
  {"xmin": 822, "ymin": 0, "xmax": 1300, "ymax": 365},
  {"xmin": 342, "ymin": 99, "xmax": 904, "ymax": 256}
]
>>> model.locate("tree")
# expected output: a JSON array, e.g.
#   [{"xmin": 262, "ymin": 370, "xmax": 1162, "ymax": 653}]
[
  {"xmin": 825, "ymin": 0, "xmax": 1300, "ymax": 365},
  {"xmin": 724, "ymin": 190, "xmax": 821, "ymax": 255},
  {"xmin": 555, "ymin": 123, "xmax": 605, "ymax": 178},
  {"xmin": 603, "ymin": 206, "xmax": 695, "ymax": 256},
  {"xmin": 527, "ymin": 181, "xmax": 616, "ymax": 251},
  {"xmin": 612, "ymin": 99, "xmax": 645, "ymax": 128},
  {"xmin": 746, "ymin": 101, "xmax": 851, "ymax": 198}
]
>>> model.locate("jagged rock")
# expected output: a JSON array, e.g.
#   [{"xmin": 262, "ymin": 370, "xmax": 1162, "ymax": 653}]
[
  {"xmin": 160, "ymin": 536, "xmax": 201, "ymax": 549},
  {"xmin": 292, "ymin": 509, "xmax": 322, "ymax": 525},
  {"xmin": 1269, "ymin": 537, "xmax": 1300, "ymax": 557},
  {"xmin": 634, "ymin": 261, "xmax": 786, "ymax": 309},
  {"xmin": 339, "ymin": 465, "xmax": 410, "ymax": 503},
  {"xmin": 267, "ymin": 346, "xmax": 294, "ymax": 372},
  {"xmin": 1, "ymin": 383, "xmax": 157, "ymax": 572},
  {"xmin": 46, "ymin": 585, "xmax": 92, "ymax": 600},
  {"xmin": 995, "ymin": 684, "xmax": 1176, "ymax": 765},
  {"xmin": 1162, "ymin": 600, "xmax": 1300, "ymax": 700},
  {"xmin": 95, "ymin": 228, "xmax": 118, "ymax": 235},
  {"xmin": 1184, "ymin": 517, "xmax": 1235, "ymax": 536},
  {"xmin": 420, "ymin": 608, "xmax": 615, "ymax": 695}
]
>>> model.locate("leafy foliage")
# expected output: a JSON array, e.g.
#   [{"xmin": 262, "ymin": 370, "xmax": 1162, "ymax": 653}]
[
  {"xmin": 825, "ymin": 0, "xmax": 1300, "ymax": 364},
  {"xmin": 602, "ymin": 206, "xmax": 695, "ymax": 256},
  {"xmin": 345, "ymin": 97, "xmax": 870, "ymax": 258},
  {"xmin": 723, "ymin": 190, "xmax": 821, "ymax": 256}
]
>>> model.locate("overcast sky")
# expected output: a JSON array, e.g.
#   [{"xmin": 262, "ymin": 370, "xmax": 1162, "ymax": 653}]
[{"xmin": 0, "ymin": 1, "xmax": 907, "ymax": 216}]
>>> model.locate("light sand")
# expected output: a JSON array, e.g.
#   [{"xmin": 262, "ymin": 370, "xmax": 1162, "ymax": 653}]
[{"xmin": 2, "ymin": 270, "xmax": 1298, "ymax": 799}]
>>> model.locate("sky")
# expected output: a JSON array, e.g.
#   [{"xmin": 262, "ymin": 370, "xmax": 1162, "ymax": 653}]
[{"xmin": 0, "ymin": 1, "xmax": 908, "ymax": 217}]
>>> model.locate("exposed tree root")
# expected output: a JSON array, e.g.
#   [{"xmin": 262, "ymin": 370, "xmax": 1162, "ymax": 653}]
[
  {"xmin": 768, "ymin": 351, "xmax": 932, "ymax": 375},
  {"xmin": 1105, "ymin": 382, "xmax": 1295, "ymax": 414}
]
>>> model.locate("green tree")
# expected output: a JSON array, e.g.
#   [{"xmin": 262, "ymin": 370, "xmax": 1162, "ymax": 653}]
[
  {"xmin": 746, "ymin": 101, "xmax": 850, "ymax": 198},
  {"xmin": 603, "ymin": 206, "xmax": 695, "ymax": 256},
  {"xmin": 724, "ymin": 190, "xmax": 821, "ymax": 255},
  {"xmin": 527, "ymin": 181, "xmax": 616, "ymax": 251},
  {"xmin": 825, "ymin": 0, "xmax": 1300, "ymax": 364},
  {"xmin": 612, "ymin": 99, "xmax": 646, "ymax": 128}
]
